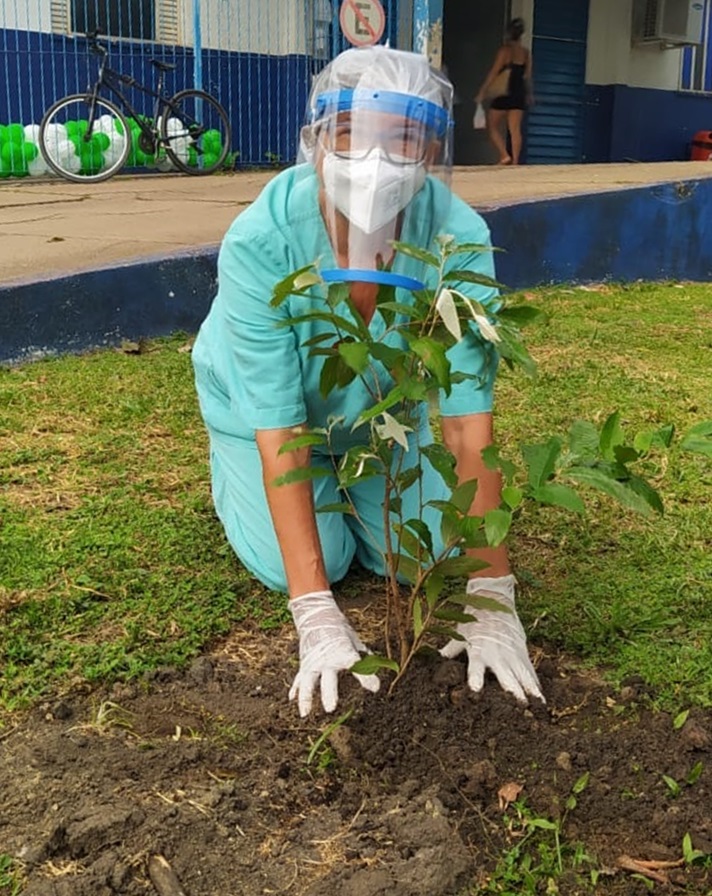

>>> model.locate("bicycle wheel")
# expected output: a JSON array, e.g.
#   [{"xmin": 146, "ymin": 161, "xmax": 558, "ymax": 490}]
[
  {"xmin": 40, "ymin": 94, "xmax": 131, "ymax": 184},
  {"xmin": 160, "ymin": 89, "xmax": 232, "ymax": 175}
]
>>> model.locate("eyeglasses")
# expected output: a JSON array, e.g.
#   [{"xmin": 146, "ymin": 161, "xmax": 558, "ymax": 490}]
[{"xmin": 320, "ymin": 120, "xmax": 431, "ymax": 165}]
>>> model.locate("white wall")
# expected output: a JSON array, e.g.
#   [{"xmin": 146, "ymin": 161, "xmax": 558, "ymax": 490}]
[
  {"xmin": 0, "ymin": 0, "xmax": 311, "ymax": 55},
  {"xmin": 586, "ymin": 0, "xmax": 683, "ymax": 89},
  {"xmin": 0, "ymin": 0, "xmax": 52, "ymax": 31}
]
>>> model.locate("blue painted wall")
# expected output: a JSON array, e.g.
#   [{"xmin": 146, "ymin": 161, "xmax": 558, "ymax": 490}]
[
  {"xmin": 0, "ymin": 28, "xmax": 315, "ymax": 165},
  {"xmin": 583, "ymin": 84, "xmax": 712, "ymax": 163},
  {"xmin": 2, "ymin": 177, "xmax": 711, "ymax": 364}
]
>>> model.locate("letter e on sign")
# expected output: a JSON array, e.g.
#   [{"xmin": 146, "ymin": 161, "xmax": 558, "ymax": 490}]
[{"xmin": 339, "ymin": 0, "xmax": 386, "ymax": 47}]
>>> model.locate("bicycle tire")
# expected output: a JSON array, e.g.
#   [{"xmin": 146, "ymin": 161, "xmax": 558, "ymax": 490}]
[
  {"xmin": 40, "ymin": 94, "xmax": 132, "ymax": 184},
  {"xmin": 160, "ymin": 89, "xmax": 232, "ymax": 176}
]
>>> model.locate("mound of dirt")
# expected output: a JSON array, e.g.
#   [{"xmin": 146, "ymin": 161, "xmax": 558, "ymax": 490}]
[{"xmin": 2, "ymin": 619, "xmax": 711, "ymax": 896}]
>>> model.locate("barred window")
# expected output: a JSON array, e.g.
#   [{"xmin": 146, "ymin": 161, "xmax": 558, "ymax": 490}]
[
  {"xmin": 680, "ymin": 0, "xmax": 712, "ymax": 92},
  {"xmin": 71, "ymin": 0, "xmax": 155, "ymax": 41}
]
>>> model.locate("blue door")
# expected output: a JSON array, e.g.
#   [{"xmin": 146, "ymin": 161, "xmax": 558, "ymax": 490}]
[{"xmin": 526, "ymin": 0, "xmax": 589, "ymax": 163}]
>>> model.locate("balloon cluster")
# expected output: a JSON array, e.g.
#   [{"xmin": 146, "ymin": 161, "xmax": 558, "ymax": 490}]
[{"xmin": 0, "ymin": 117, "xmax": 225, "ymax": 177}]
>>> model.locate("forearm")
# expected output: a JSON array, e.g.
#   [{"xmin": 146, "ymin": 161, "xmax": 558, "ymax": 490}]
[
  {"xmin": 256, "ymin": 427, "xmax": 330, "ymax": 598},
  {"xmin": 441, "ymin": 413, "xmax": 511, "ymax": 578}
]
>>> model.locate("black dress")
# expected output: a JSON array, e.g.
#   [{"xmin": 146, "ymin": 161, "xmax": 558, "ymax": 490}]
[{"xmin": 490, "ymin": 62, "xmax": 527, "ymax": 111}]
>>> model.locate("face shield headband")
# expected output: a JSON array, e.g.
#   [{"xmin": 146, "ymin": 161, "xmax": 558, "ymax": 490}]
[
  {"xmin": 311, "ymin": 88, "xmax": 451, "ymax": 138},
  {"xmin": 313, "ymin": 89, "xmax": 452, "ymax": 291}
]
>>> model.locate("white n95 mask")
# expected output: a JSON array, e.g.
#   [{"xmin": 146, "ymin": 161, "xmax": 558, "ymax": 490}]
[{"xmin": 322, "ymin": 149, "xmax": 426, "ymax": 234}]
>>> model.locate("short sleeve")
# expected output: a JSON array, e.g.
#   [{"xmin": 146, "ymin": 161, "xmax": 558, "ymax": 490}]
[
  {"xmin": 217, "ymin": 230, "xmax": 307, "ymax": 430},
  {"xmin": 439, "ymin": 219, "xmax": 500, "ymax": 417}
]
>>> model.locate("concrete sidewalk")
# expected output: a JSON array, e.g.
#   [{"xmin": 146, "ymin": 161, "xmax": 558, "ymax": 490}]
[{"xmin": 2, "ymin": 161, "xmax": 712, "ymax": 285}]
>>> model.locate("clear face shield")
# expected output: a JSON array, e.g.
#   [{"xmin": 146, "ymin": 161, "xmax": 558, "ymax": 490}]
[{"xmin": 299, "ymin": 50, "xmax": 454, "ymax": 291}]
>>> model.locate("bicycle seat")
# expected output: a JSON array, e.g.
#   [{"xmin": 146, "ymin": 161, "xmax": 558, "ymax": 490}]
[{"xmin": 151, "ymin": 59, "xmax": 176, "ymax": 72}]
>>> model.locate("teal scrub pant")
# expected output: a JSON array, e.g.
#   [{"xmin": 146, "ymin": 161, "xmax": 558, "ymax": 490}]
[{"xmin": 208, "ymin": 428, "xmax": 451, "ymax": 593}]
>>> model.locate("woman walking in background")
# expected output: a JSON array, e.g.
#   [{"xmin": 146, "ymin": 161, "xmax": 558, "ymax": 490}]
[{"xmin": 475, "ymin": 18, "xmax": 532, "ymax": 165}]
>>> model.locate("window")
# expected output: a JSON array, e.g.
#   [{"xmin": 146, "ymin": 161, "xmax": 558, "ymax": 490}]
[
  {"xmin": 680, "ymin": 0, "xmax": 712, "ymax": 91},
  {"xmin": 70, "ymin": 0, "xmax": 155, "ymax": 41}
]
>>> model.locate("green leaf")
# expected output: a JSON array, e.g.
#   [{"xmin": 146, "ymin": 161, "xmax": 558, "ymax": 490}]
[
  {"xmin": 686, "ymin": 760, "xmax": 704, "ymax": 785},
  {"xmin": 277, "ymin": 433, "xmax": 327, "ymax": 454},
  {"xmin": 437, "ymin": 555, "xmax": 491, "ymax": 578},
  {"xmin": 450, "ymin": 478, "xmax": 478, "ymax": 514},
  {"xmin": 394, "ymin": 553, "xmax": 420, "ymax": 583},
  {"xmin": 681, "ymin": 420, "xmax": 712, "ymax": 458},
  {"xmin": 452, "ymin": 593, "xmax": 513, "ymax": 614},
  {"xmin": 393, "ymin": 523, "xmax": 426, "ymax": 561},
  {"xmin": 410, "ymin": 337, "xmax": 452, "ymax": 394},
  {"xmin": 501, "ymin": 485, "xmax": 523, "ymax": 510},
  {"xmin": 326, "ymin": 282, "xmax": 350, "ymax": 309},
  {"xmin": 276, "ymin": 310, "xmax": 363, "ymax": 339},
  {"xmin": 572, "ymin": 771, "xmax": 590, "ymax": 794},
  {"xmin": 425, "ymin": 571, "xmax": 446, "ymax": 607},
  {"xmin": 673, "ymin": 709, "xmax": 690, "ymax": 730},
  {"xmin": 600, "ymin": 411, "xmax": 625, "ymax": 461},
  {"xmin": 443, "ymin": 269, "xmax": 503, "ymax": 290},
  {"xmin": 427, "ymin": 624, "xmax": 464, "ymax": 641},
  {"xmin": 568, "ymin": 420, "xmax": 600, "ymax": 462},
  {"xmin": 446, "ymin": 241, "xmax": 500, "ymax": 255},
  {"xmin": 338, "ymin": 340, "xmax": 370, "ymax": 374},
  {"xmin": 481, "ymin": 444, "xmax": 518, "ymax": 481},
  {"xmin": 625, "ymin": 473, "xmax": 664, "ymax": 515},
  {"xmin": 497, "ymin": 305, "xmax": 547, "ymax": 325},
  {"xmin": 613, "ymin": 444, "xmax": 640, "ymax": 464},
  {"xmin": 354, "ymin": 386, "xmax": 404, "ymax": 426},
  {"xmin": 368, "ymin": 342, "xmax": 405, "ymax": 368},
  {"xmin": 522, "ymin": 437, "xmax": 562, "ymax": 488},
  {"xmin": 270, "ymin": 263, "xmax": 319, "ymax": 306},
  {"xmin": 484, "ymin": 508, "xmax": 511, "ymax": 546},
  {"xmin": 316, "ymin": 502, "xmax": 355, "ymax": 515},
  {"xmin": 422, "ymin": 443, "xmax": 458, "ymax": 489},
  {"xmin": 376, "ymin": 301, "xmax": 421, "ymax": 318},
  {"xmin": 404, "ymin": 518, "xmax": 434, "ymax": 558},
  {"xmin": 433, "ymin": 607, "xmax": 477, "ymax": 624},
  {"xmin": 531, "ymin": 482, "xmax": 585, "ymax": 514},
  {"xmin": 413, "ymin": 598, "xmax": 424, "ymax": 639},
  {"xmin": 351, "ymin": 655, "xmax": 399, "ymax": 675},
  {"xmin": 496, "ymin": 328, "xmax": 538, "ymax": 378},
  {"xmin": 272, "ymin": 467, "xmax": 331, "ymax": 487},
  {"xmin": 391, "ymin": 240, "xmax": 440, "ymax": 268},
  {"xmin": 565, "ymin": 466, "xmax": 656, "ymax": 515}
]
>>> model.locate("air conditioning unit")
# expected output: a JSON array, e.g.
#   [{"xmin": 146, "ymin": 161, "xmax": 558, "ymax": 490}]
[{"xmin": 632, "ymin": 0, "xmax": 705, "ymax": 46}]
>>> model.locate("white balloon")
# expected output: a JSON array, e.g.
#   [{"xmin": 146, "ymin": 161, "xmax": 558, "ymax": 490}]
[
  {"xmin": 24, "ymin": 124, "xmax": 42, "ymax": 143},
  {"xmin": 42, "ymin": 122, "xmax": 68, "ymax": 143},
  {"xmin": 166, "ymin": 117, "xmax": 189, "ymax": 138},
  {"xmin": 28, "ymin": 155, "xmax": 50, "ymax": 176}
]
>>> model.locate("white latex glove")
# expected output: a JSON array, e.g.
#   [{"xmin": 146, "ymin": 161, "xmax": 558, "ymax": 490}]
[
  {"xmin": 289, "ymin": 590, "xmax": 381, "ymax": 717},
  {"xmin": 440, "ymin": 575, "xmax": 544, "ymax": 703}
]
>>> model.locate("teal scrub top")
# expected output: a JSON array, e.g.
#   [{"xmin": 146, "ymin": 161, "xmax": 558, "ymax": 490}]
[{"xmin": 192, "ymin": 164, "xmax": 500, "ymax": 455}]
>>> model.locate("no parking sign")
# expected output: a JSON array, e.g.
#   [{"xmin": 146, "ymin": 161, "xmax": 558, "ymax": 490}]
[{"xmin": 339, "ymin": 0, "xmax": 386, "ymax": 47}]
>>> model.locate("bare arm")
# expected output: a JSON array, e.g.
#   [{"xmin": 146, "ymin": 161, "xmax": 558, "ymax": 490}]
[
  {"xmin": 440, "ymin": 412, "xmax": 511, "ymax": 578},
  {"xmin": 256, "ymin": 427, "xmax": 330, "ymax": 598}
]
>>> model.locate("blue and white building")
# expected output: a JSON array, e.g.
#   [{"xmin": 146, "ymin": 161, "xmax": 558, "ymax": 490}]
[{"xmin": 1, "ymin": 0, "xmax": 711, "ymax": 168}]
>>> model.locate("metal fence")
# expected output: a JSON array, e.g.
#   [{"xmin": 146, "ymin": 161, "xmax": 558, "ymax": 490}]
[{"xmin": 0, "ymin": 0, "xmax": 411, "ymax": 178}]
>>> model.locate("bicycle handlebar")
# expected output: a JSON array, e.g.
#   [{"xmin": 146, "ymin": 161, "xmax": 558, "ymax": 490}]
[{"xmin": 85, "ymin": 29, "xmax": 108, "ymax": 56}]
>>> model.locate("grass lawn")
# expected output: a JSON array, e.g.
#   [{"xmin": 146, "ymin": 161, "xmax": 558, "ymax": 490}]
[{"xmin": 1, "ymin": 281, "xmax": 711, "ymax": 721}]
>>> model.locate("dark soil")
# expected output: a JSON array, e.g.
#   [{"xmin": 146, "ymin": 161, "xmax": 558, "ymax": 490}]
[{"xmin": 2, "ymin": 597, "xmax": 712, "ymax": 896}]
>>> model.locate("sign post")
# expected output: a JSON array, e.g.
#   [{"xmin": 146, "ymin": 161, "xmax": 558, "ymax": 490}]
[{"xmin": 339, "ymin": 0, "xmax": 386, "ymax": 47}]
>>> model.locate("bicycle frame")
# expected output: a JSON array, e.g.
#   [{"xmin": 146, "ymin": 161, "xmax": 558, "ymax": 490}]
[{"xmin": 82, "ymin": 40, "xmax": 198, "ymax": 151}]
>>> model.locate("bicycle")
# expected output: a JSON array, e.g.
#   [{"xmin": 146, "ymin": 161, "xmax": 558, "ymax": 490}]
[{"xmin": 39, "ymin": 31, "xmax": 232, "ymax": 184}]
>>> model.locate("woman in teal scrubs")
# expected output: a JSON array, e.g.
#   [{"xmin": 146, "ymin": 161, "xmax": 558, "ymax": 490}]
[{"xmin": 193, "ymin": 45, "xmax": 544, "ymax": 717}]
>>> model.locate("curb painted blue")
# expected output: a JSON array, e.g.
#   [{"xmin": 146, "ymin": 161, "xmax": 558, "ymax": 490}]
[
  {"xmin": 486, "ymin": 177, "xmax": 712, "ymax": 288},
  {"xmin": 1, "ymin": 177, "xmax": 711, "ymax": 365},
  {"xmin": 0, "ymin": 250, "xmax": 218, "ymax": 365}
]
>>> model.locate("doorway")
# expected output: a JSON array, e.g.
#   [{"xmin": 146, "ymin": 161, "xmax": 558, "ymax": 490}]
[{"xmin": 442, "ymin": 0, "xmax": 509, "ymax": 165}]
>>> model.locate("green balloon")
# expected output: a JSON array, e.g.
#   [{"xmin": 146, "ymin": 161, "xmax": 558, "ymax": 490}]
[
  {"xmin": 7, "ymin": 123, "xmax": 24, "ymax": 144},
  {"xmin": 17, "ymin": 142, "xmax": 39, "ymax": 163},
  {"xmin": 203, "ymin": 152, "xmax": 219, "ymax": 170},
  {"xmin": 79, "ymin": 142, "xmax": 103, "ymax": 172},
  {"xmin": 203, "ymin": 129, "xmax": 222, "ymax": 152},
  {"xmin": 65, "ymin": 120, "xmax": 79, "ymax": 135},
  {"xmin": 76, "ymin": 120, "xmax": 89, "ymax": 136},
  {"xmin": 92, "ymin": 132, "xmax": 111, "ymax": 152},
  {"xmin": 187, "ymin": 147, "xmax": 198, "ymax": 167}
]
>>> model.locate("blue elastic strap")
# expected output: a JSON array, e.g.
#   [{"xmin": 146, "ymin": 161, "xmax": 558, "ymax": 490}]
[
  {"xmin": 313, "ymin": 89, "xmax": 451, "ymax": 137},
  {"xmin": 321, "ymin": 268, "xmax": 425, "ymax": 291}
]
